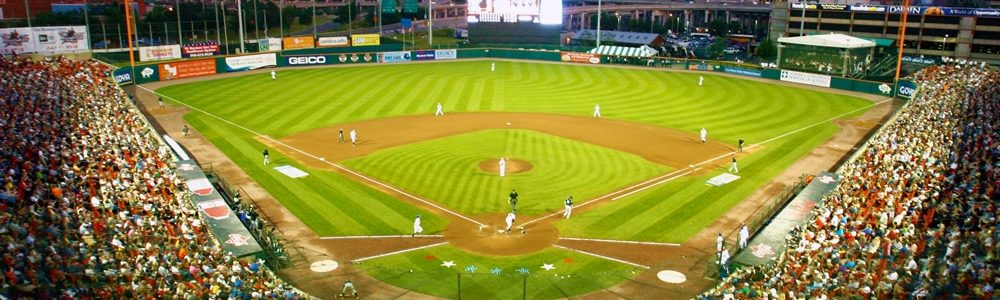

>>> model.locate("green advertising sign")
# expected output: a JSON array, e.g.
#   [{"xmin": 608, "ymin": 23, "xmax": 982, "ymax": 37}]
[
  {"xmin": 403, "ymin": 0, "xmax": 418, "ymax": 14},
  {"xmin": 381, "ymin": 0, "xmax": 397, "ymax": 14}
]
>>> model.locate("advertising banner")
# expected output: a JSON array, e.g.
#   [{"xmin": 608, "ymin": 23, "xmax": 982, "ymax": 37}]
[
  {"xmin": 224, "ymin": 53, "xmax": 277, "ymax": 72},
  {"xmin": 351, "ymin": 34, "xmax": 381, "ymax": 46},
  {"xmin": 113, "ymin": 67, "xmax": 133, "ymax": 85},
  {"xmin": 560, "ymin": 52, "xmax": 600, "ymax": 64},
  {"xmin": 286, "ymin": 55, "xmax": 331, "ymax": 66},
  {"xmin": 793, "ymin": 2, "xmax": 1000, "ymax": 16},
  {"xmin": 317, "ymin": 36, "xmax": 350, "ymax": 47},
  {"xmin": 0, "ymin": 27, "xmax": 32, "ymax": 54},
  {"xmin": 380, "ymin": 51, "xmax": 411, "ymax": 63},
  {"xmin": 434, "ymin": 49, "xmax": 457, "ymax": 60},
  {"xmin": 261, "ymin": 38, "xmax": 282, "ymax": 51},
  {"xmin": 283, "ymin": 36, "xmax": 315, "ymax": 50},
  {"xmin": 780, "ymin": 70, "xmax": 831, "ymax": 87},
  {"xmin": 412, "ymin": 50, "xmax": 436, "ymax": 60},
  {"xmin": 723, "ymin": 66, "xmax": 762, "ymax": 78},
  {"xmin": 139, "ymin": 45, "xmax": 182, "ymax": 62},
  {"xmin": 33, "ymin": 26, "xmax": 88, "ymax": 53},
  {"xmin": 159, "ymin": 59, "xmax": 216, "ymax": 81},
  {"xmin": 182, "ymin": 41, "xmax": 219, "ymax": 58},
  {"xmin": 135, "ymin": 65, "xmax": 160, "ymax": 84},
  {"xmin": 897, "ymin": 80, "xmax": 919, "ymax": 99}
]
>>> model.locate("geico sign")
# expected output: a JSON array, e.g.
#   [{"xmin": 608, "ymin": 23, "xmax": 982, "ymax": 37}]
[{"xmin": 288, "ymin": 56, "xmax": 327, "ymax": 65}]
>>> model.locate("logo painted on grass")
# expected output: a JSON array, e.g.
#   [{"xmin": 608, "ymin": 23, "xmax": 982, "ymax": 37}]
[
  {"xmin": 490, "ymin": 267, "xmax": 502, "ymax": 275},
  {"xmin": 465, "ymin": 265, "xmax": 478, "ymax": 273},
  {"xmin": 516, "ymin": 267, "xmax": 530, "ymax": 275}
]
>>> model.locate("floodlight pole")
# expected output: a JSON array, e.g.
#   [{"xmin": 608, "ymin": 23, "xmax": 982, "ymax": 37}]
[
  {"xmin": 237, "ymin": 0, "xmax": 245, "ymax": 53},
  {"xmin": 596, "ymin": 0, "xmax": 602, "ymax": 47},
  {"xmin": 428, "ymin": 0, "xmax": 433, "ymax": 46},
  {"xmin": 799, "ymin": 0, "xmax": 805, "ymax": 36}
]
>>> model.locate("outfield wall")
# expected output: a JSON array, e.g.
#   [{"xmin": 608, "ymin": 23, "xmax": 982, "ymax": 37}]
[{"xmin": 113, "ymin": 48, "xmax": 916, "ymax": 98}]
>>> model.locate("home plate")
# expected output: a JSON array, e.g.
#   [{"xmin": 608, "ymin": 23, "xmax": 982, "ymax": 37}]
[
  {"xmin": 656, "ymin": 270, "xmax": 687, "ymax": 283},
  {"xmin": 274, "ymin": 165, "xmax": 309, "ymax": 178},
  {"xmin": 310, "ymin": 260, "xmax": 339, "ymax": 272},
  {"xmin": 706, "ymin": 173, "xmax": 740, "ymax": 187}
]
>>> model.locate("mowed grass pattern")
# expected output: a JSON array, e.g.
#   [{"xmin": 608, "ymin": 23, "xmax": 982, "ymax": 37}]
[
  {"xmin": 343, "ymin": 129, "xmax": 670, "ymax": 215},
  {"xmin": 356, "ymin": 245, "xmax": 638, "ymax": 299},
  {"xmin": 158, "ymin": 60, "xmax": 873, "ymax": 240}
]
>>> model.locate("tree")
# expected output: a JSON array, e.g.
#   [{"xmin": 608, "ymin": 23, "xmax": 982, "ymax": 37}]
[
  {"xmin": 709, "ymin": 37, "xmax": 728, "ymax": 58},
  {"xmin": 755, "ymin": 38, "xmax": 777, "ymax": 61},
  {"xmin": 707, "ymin": 19, "xmax": 728, "ymax": 37},
  {"xmin": 588, "ymin": 12, "xmax": 617, "ymax": 31},
  {"xmin": 281, "ymin": 5, "xmax": 299, "ymax": 30}
]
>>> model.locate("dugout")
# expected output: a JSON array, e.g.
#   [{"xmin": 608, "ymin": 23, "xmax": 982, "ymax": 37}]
[{"xmin": 776, "ymin": 34, "xmax": 876, "ymax": 78}]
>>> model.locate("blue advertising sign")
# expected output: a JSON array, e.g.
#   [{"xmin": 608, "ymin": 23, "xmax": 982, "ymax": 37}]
[
  {"xmin": 113, "ymin": 67, "xmax": 133, "ymax": 85},
  {"xmin": 413, "ymin": 50, "xmax": 435, "ymax": 60},
  {"xmin": 897, "ymin": 80, "xmax": 919, "ymax": 99},
  {"xmin": 723, "ymin": 66, "xmax": 762, "ymax": 78},
  {"xmin": 380, "ymin": 51, "xmax": 411, "ymax": 63}
]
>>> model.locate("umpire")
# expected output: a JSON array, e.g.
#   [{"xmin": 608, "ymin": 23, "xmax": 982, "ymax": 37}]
[{"xmin": 509, "ymin": 189, "xmax": 518, "ymax": 212}]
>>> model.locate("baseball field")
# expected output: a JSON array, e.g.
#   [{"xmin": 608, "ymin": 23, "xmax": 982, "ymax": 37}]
[{"xmin": 154, "ymin": 60, "xmax": 876, "ymax": 298}]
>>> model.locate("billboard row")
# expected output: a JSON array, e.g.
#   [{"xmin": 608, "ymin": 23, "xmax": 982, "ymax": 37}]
[
  {"xmin": 791, "ymin": 2, "xmax": 1000, "ymax": 16},
  {"xmin": 0, "ymin": 26, "xmax": 89, "ymax": 55},
  {"xmin": 140, "ymin": 45, "xmax": 182, "ymax": 62}
]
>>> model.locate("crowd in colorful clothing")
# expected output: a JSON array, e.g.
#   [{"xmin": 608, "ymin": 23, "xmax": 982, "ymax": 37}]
[
  {"xmin": 703, "ymin": 63, "xmax": 998, "ymax": 299},
  {"xmin": 0, "ymin": 56, "xmax": 306, "ymax": 298}
]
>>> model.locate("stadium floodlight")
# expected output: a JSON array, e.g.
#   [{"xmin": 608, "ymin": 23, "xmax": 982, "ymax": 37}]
[
  {"xmin": 596, "ymin": 0, "xmax": 602, "ymax": 47},
  {"xmin": 238, "ymin": 0, "xmax": 246, "ymax": 53},
  {"xmin": 176, "ymin": 0, "xmax": 183, "ymax": 45}
]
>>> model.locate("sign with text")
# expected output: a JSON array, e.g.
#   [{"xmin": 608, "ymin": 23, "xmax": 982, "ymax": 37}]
[
  {"xmin": 897, "ymin": 80, "xmax": 919, "ymax": 99},
  {"xmin": 434, "ymin": 49, "xmax": 457, "ymax": 60},
  {"xmin": 351, "ymin": 34, "xmax": 381, "ymax": 46},
  {"xmin": 412, "ymin": 50, "xmax": 435, "ymax": 60},
  {"xmin": 780, "ymin": 70, "xmax": 831, "ymax": 87},
  {"xmin": 139, "ymin": 45, "xmax": 182, "ymax": 61},
  {"xmin": 224, "ymin": 53, "xmax": 277, "ymax": 72},
  {"xmin": 182, "ymin": 41, "xmax": 219, "ymax": 57},
  {"xmin": 560, "ymin": 52, "xmax": 600, "ymax": 64},
  {"xmin": 380, "ymin": 51, "xmax": 411, "ymax": 63},
  {"xmin": 283, "ymin": 36, "xmax": 315, "ymax": 50},
  {"xmin": 723, "ymin": 66, "xmax": 762, "ymax": 78},
  {"xmin": 317, "ymin": 36, "xmax": 350, "ymax": 47},
  {"xmin": 158, "ymin": 59, "xmax": 216, "ymax": 81},
  {"xmin": 113, "ymin": 67, "xmax": 133, "ymax": 85},
  {"xmin": 1, "ymin": 26, "xmax": 89, "ymax": 55},
  {"xmin": 286, "ymin": 55, "xmax": 331, "ymax": 65}
]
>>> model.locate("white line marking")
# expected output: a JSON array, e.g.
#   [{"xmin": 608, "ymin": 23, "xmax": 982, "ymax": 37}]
[
  {"xmin": 351, "ymin": 242, "xmax": 448, "ymax": 262},
  {"xmin": 138, "ymin": 85, "xmax": 487, "ymax": 227},
  {"xmin": 320, "ymin": 235, "xmax": 444, "ymax": 240},
  {"xmin": 521, "ymin": 97, "xmax": 893, "ymax": 226},
  {"xmin": 552, "ymin": 245, "xmax": 650, "ymax": 269},
  {"xmin": 558, "ymin": 237, "xmax": 680, "ymax": 246}
]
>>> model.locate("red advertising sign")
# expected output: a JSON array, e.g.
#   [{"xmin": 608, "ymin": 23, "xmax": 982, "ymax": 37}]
[
  {"xmin": 182, "ymin": 42, "xmax": 220, "ymax": 57},
  {"xmin": 560, "ymin": 52, "xmax": 601, "ymax": 64},
  {"xmin": 159, "ymin": 59, "xmax": 217, "ymax": 81}
]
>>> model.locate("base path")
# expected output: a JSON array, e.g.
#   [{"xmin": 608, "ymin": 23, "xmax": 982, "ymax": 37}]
[{"xmin": 273, "ymin": 112, "xmax": 735, "ymax": 170}]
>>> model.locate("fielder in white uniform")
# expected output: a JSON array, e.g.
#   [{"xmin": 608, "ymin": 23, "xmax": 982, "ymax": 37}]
[
  {"xmin": 738, "ymin": 223, "xmax": 749, "ymax": 249},
  {"xmin": 271, "ymin": 70, "xmax": 276, "ymax": 80},
  {"xmin": 498, "ymin": 157, "xmax": 506, "ymax": 177},
  {"xmin": 504, "ymin": 212, "xmax": 516, "ymax": 233},
  {"xmin": 698, "ymin": 75, "xmax": 704, "ymax": 86},
  {"xmin": 563, "ymin": 196, "xmax": 573, "ymax": 219},
  {"xmin": 491, "ymin": 62, "xmax": 495, "ymax": 72},
  {"xmin": 719, "ymin": 247, "xmax": 730, "ymax": 274},
  {"xmin": 700, "ymin": 127, "xmax": 708, "ymax": 144},
  {"xmin": 716, "ymin": 232, "xmax": 724, "ymax": 259},
  {"xmin": 729, "ymin": 156, "xmax": 739, "ymax": 174},
  {"xmin": 412, "ymin": 215, "xmax": 423, "ymax": 237},
  {"xmin": 349, "ymin": 129, "xmax": 357, "ymax": 147},
  {"xmin": 593, "ymin": 104, "xmax": 601, "ymax": 118},
  {"xmin": 435, "ymin": 103, "xmax": 444, "ymax": 116}
]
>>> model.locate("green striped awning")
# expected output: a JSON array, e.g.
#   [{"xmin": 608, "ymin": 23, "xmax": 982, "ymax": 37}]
[{"xmin": 587, "ymin": 45, "xmax": 656, "ymax": 57}]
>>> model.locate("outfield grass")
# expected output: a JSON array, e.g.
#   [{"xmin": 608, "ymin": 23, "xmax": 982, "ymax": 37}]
[
  {"xmin": 159, "ymin": 60, "xmax": 873, "ymax": 240},
  {"xmin": 355, "ymin": 245, "xmax": 639, "ymax": 299},
  {"xmin": 344, "ymin": 129, "xmax": 670, "ymax": 215}
]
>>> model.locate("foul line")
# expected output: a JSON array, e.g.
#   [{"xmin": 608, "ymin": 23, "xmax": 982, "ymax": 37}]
[
  {"xmin": 320, "ymin": 235, "xmax": 444, "ymax": 240},
  {"xmin": 138, "ymin": 85, "xmax": 487, "ymax": 227},
  {"xmin": 522, "ymin": 97, "xmax": 893, "ymax": 226},
  {"xmin": 552, "ymin": 245, "xmax": 649, "ymax": 269},
  {"xmin": 558, "ymin": 237, "xmax": 680, "ymax": 247},
  {"xmin": 351, "ymin": 242, "xmax": 448, "ymax": 263}
]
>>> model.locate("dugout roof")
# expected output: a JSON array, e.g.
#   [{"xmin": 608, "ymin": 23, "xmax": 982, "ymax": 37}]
[{"xmin": 778, "ymin": 33, "xmax": 876, "ymax": 49}]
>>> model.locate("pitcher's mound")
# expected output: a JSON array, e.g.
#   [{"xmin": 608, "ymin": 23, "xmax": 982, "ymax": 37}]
[{"xmin": 479, "ymin": 159, "xmax": 533, "ymax": 175}]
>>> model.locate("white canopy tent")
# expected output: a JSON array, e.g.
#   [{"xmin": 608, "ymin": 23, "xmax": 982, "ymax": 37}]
[
  {"xmin": 777, "ymin": 34, "xmax": 876, "ymax": 49},
  {"xmin": 776, "ymin": 33, "xmax": 877, "ymax": 77},
  {"xmin": 588, "ymin": 45, "xmax": 658, "ymax": 57}
]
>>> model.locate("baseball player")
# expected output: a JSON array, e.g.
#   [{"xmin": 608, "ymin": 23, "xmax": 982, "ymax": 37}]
[
  {"xmin": 499, "ymin": 157, "xmax": 506, "ymax": 177},
  {"xmin": 738, "ymin": 137, "xmax": 745, "ymax": 152},
  {"xmin": 593, "ymin": 104, "xmax": 601, "ymax": 118},
  {"xmin": 729, "ymin": 156, "xmax": 739, "ymax": 174},
  {"xmin": 738, "ymin": 223, "xmax": 749, "ymax": 249},
  {"xmin": 435, "ymin": 103, "xmax": 444, "ymax": 116},
  {"xmin": 412, "ymin": 215, "xmax": 423, "ymax": 237},
  {"xmin": 508, "ymin": 189, "xmax": 518, "ymax": 212},
  {"xmin": 698, "ymin": 75, "xmax": 704, "ymax": 86},
  {"xmin": 263, "ymin": 149, "xmax": 270, "ymax": 165},
  {"xmin": 504, "ymin": 212, "xmax": 516, "ymax": 234},
  {"xmin": 271, "ymin": 70, "xmax": 276, "ymax": 80},
  {"xmin": 338, "ymin": 129, "xmax": 345, "ymax": 143},
  {"xmin": 158, "ymin": 97, "xmax": 164, "ymax": 108},
  {"xmin": 182, "ymin": 124, "xmax": 190, "ymax": 137},
  {"xmin": 700, "ymin": 127, "xmax": 707, "ymax": 144},
  {"xmin": 349, "ymin": 129, "xmax": 357, "ymax": 147},
  {"xmin": 563, "ymin": 196, "xmax": 573, "ymax": 219},
  {"xmin": 341, "ymin": 280, "xmax": 358, "ymax": 298},
  {"xmin": 716, "ymin": 232, "xmax": 724, "ymax": 260},
  {"xmin": 719, "ymin": 247, "xmax": 731, "ymax": 275},
  {"xmin": 491, "ymin": 62, "xmax": 495, "ymax": 72}
]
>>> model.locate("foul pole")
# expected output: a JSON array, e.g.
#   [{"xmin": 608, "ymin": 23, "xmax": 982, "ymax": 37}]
[{"xmin": 893, "ymin": 0, "xmax": 911, "ymax": 83}]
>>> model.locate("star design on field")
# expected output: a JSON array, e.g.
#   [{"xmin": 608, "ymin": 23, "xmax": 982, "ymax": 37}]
[
  {"xmin": 541, "ymin": 263, "xmax": 555, "ymax": 271},
  {"xmin": 441, "ymin": 261, "xmax": 455, "ymax": 268}
]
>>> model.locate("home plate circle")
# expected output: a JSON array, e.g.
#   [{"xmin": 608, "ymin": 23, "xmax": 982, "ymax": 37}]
[
  {"xmin": 656, "ymin": 270, "xmax": 686, "ymax": 284},
  {"xmin": 310, "ymin": 260, "xmax": 339, "ymax": 272}
]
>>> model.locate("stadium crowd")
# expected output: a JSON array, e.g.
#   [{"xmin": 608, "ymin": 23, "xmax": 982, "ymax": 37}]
[
  {"xmin": 0, "ymin": 56, "xmax": 306, "ymax": 298},
  {"xmin": 703, "ymin": 63, "xmax": 998, "ymax": 298}
]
